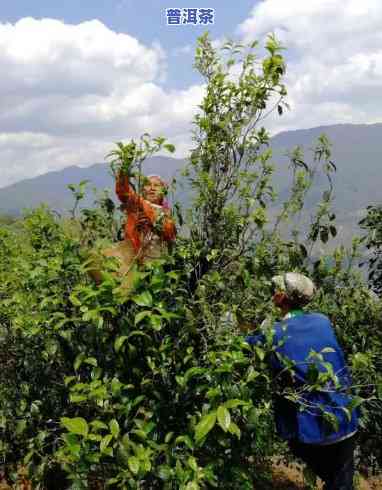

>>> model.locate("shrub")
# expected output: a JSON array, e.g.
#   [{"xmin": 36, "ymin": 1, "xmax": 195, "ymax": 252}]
[{"xmin": 0, "ymin": 34, "xmax": 381, "ymax": 489}]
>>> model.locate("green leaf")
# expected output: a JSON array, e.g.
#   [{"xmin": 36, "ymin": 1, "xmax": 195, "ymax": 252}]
[
  {"xmin": 186, "ymin": 482, "xmax": 199, "ymax": 490},
  {"xmin": 74, "ymin": 353, "xmax": 85, "ymax": 371},
  {"xmin": 175, "ymin": 375, "xmax": 185, "ymax": 387},
  {"xmin": 247, "ymin": 370, "xmax": 260, "ymax": 382},
  {"xmin": 90, "ymin": 420, "xmax": 108, "ymax": 431},
  {"xmin": 164, "ymin": 431, "xmax": 174, "ymax": 443},
  {"xmin": 299, "ymin": 244, "xmax": 308, "ymax": 258},
  {"xmin": 84, "ymin": 357, "xmax": 98, "ymax": 367},
  {"xmin": 320, "ymin": 227, "xmax": 329, "ymax": 244},
  {"xmin": 100, "ymin": 434, "xmax": 113, "ymax": 453},
  {"xmin": 64, "ymin": 376, "xmax": 76, "ymax": 386},
  {"xmin": 88, "ymin": 434, "xmax": 102, "ymax": 442},
  {"xmin": 217, "ymin": 406, "xmax": 231, "ymax": 432},
  {"xmin": 321, "ymin": 347, "xmax": 335, "ymax": 354},
  {"xmin": 174, "ymin": 435, "xmax": 194, "ymax": 449},
  {"xmin": 149, "ymin": 314, "xmax": 162, "ymax": 331},
  {"xmin": 114, "ymin": 336, "xmax": 128, "ymax": 353},
  {"xmin": 352, "ymin": 352, "xmax": 370, "ymax": 370},
  {"xmin": 323, "ymin": 412, "xmax": 339, "ymax": 432},
  {"xmin": 132, "ymin": 291, "xmax": 153, "ymax": 307},
  {"xmin": 110, "ymin": 376, "xmax": 122, "ymax": 394},
  {"xmin": 143, "ymin": 421, "xmax": 156, "ymax": 435},
  {"xmin": 228, "ymin": 422, "xmax": 241, "ymax": 439},
  {"xmin": 347, "ymin": 396, "xmax": 364, "ymax": 413},
  {"xmin": 67, "ymin": 442, "xmax": 81, "ymax": 457},
  {"xmin": 69, "ymin": 292, "xmax": 81, "ymax": 306},
  {"xmin": 61, "ymin": 417, "xmax": 89, "ymax": 437},
  {"xmin": 131, "ymin": 429, "xmax": 147, "ymax": 440},
  {"xmin": 255, "ymin": 346, "xmax": 265, "ymax": 361},
  {"xmin": 16, "ymin": 419, "xmax": 27, "ymax": 435},
  {"xmin": 128, "ymin": 456, "xmax": 140, "ymax": 475},
  {"xmin": 70, "ymin": 394, "xmax": 87, "ymax": 403},
  {"xmin": 322, "ymin": 190, "xmax": 331, "ymax": 201},
  {"xmin": 158, "ymin": 465, "xmax": 172, "ymax": 481},
  {"xmin": 195, "ymin": 411, "xmax": 216, "ymax": 442},
  {"xmin": 128, "ymin": 330, "xmax": 151, "ymax": 341},
  {"xmin": 341, "ymin": 406, "xmax": 352, "ymax": 422},
  {"xmin": 188, "ymin": 456, "xmax": 198, "ymax": 472},
  {"xmin": 134, "ymin": 311, "xmax": 151, "ymax": 325},
  {"xmin": 184, "ymin": 367, "xmax": 207, "ymax": 383},
  {"xmin": 23, "ymin": 450, "xmax": 34, "ymax": 465},
  {"xmin": 330, "ymin": 225, "xmax": 337, "ymax": 237},
  {"xmin": 164, "ymin": 143, "xmax": 175, "ymax": 153},
  {"xmin": 107, "ymin": 478, "xmax": 120, "ymax": 486},
  {"xmin": 109, "ymin": 419, "xmax": 120, "ymax": 438},
  {"xmin": 224, "ymin": 399, "xmax": 247, "ymax": 409}
]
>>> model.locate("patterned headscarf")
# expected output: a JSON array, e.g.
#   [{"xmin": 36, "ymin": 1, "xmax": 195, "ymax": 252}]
[{"xmin": 272, "ymin": 272, "xmax": 316, "ymax": 306}]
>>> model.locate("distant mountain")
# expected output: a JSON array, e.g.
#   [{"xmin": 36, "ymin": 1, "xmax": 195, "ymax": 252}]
[
  {"xmin": 269, "ymin": 123, "xmax": 382, "ymax": 244},
  {"xmin": 0, "ymin": 123, "xmax": 381, "ymax": 244},
  {"xmin": 0, "ymin": 156, "xmax": 186, "ymax": 216},
  {"xmin": 271, "ymin": 123, "xmax": 382, "ymax": 214}
]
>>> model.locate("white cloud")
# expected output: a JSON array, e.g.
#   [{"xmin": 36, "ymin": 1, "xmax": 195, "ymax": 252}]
[
  {"xmin": 238, "ymin": 0, "xmax": 382, "ymax": 134},
  {"xmin": 4, "ymin": 5, "xmax": 380, "ymax": 190},
  {"xmin": 0, "ymin": 18, "xmax": 204, "ymax": 188},
  {"xmin": 172, "ymin": 44, "xmax": 193, "ymax": 56}
]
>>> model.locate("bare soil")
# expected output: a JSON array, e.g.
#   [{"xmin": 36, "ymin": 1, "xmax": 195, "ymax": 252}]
[
  {"xmin": 1, "ymin": 465, "xmax": 381, "ymax": 489},
  {"xmin": 268, "ymin": 463, "xmax": 382, "ymax": 490}
]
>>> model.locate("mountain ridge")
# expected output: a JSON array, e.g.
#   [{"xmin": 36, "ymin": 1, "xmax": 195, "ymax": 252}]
[{"xmin": 1, "ymin": 123, "xmax": 381, "ymax": 246}]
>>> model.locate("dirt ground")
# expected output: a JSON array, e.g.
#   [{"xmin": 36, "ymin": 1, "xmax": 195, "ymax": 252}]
[
  {"xmin": 268, "ymin": 463, "xmax": 382, "ymax": 490},
  {"xmin": 1, "ymin": 465, "xmax": 381, "ymax": 489}
]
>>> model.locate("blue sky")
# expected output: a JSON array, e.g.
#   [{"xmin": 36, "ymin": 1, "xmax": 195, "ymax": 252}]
[
  {"xmin": 0, "ymin": 0, "xmax": 381, "ymax": 187},
  {"xmin": 0, "ymin": 0, "xmax": 259, "ymax": 89}
]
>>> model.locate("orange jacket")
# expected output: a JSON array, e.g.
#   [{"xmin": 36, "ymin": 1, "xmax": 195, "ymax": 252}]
[{"xmin": 115, "ymin": 173, "xmax": 176, "ymax": 254}]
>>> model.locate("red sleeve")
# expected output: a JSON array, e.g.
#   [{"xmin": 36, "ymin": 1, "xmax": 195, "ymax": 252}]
[
  {"xmin": 116, "ymin": 172, "xmax": 176, "ymax": 243},
  {"xmin": 115, "ymin": 172, "xmax": 142, "ymax": 209}
]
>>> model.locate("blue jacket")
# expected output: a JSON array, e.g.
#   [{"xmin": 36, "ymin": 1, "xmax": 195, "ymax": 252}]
[{"xmin": 246, "ymin": 312, "xmax": 358, "ymax": 444}]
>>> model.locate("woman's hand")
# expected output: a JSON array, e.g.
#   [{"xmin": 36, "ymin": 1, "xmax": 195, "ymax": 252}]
[
  {"xmin": 238, "ymin": 321, "xmax": 255, "ymax": 333},
  {"xmin": 136, "ymin": 212, "xmax": 152, "ymax": 230}
]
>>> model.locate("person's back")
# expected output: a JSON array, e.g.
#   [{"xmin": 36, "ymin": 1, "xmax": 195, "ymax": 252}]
[
  {"xmin": 271, "ymin": 312, "xmax": 358, "ymax": 445},
  {"xmin": 245, "ymin": 273, "xmax": 358, "ymax": 490}
]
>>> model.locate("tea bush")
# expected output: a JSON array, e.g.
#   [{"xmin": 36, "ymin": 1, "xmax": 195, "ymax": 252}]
[{"xmin": 0, "ymin": 34, "xmax": 381, "ymax": 489}]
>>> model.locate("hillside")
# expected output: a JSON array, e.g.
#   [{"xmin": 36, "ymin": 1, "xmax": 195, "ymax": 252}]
[
  {"xmin": 271, "ymin": 123, "xmax": 382, "ymax": 214},
  {"xmin": 0, "ymin": 156, "xmax": 186, "ymax": 216},
  {"xmin": 268, "ymin": 123, "xmax": 382, "ymax": 244},
  {"xmin": 0, "ymin": 123, "xmax": 381, "ymax": 243}
]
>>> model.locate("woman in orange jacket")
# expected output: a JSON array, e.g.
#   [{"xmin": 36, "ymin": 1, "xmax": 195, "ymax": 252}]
[
  {"xmin": 88, "ymin": 172, "xmax": 176, "ymax": 288},
  {"xmin": 115, "ymin": 172, "xmax": 176, "ymax": 262}
]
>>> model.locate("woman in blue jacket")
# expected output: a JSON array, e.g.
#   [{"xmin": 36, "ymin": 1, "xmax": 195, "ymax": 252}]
[{"xmin": 246, "ymin": 272, "xmax": 358, "ymax": 490}]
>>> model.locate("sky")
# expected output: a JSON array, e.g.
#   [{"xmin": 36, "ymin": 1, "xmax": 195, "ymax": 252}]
[{"xmin": 0, "ymin": 0, "xmax": 381, "ymax": 187}]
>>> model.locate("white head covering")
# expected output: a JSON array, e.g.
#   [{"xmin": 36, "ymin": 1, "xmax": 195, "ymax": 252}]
[
  {"xmin": 147, "ymin": 174, "xmax": 168, "ymax": 186},
  {"xmin": 272, "ymin": 272, "xmax": 316, "ymax": 305}
]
